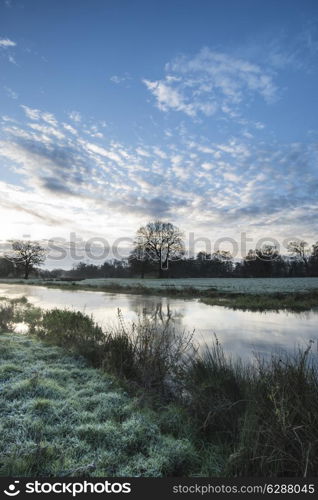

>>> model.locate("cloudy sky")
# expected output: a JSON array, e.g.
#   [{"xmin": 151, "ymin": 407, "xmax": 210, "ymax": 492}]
[{"xmin": 0, "ymin": 0, "xmax": 318, "ymax": 265}]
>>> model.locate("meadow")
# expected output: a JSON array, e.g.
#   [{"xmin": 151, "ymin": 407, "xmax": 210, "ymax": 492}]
[
  {"xmin": 4, "ymin": 277, "xmax": 318, "ymax": 294},
  {"xmin": 0, "ymin": 332, "xmax": 197, "ymax": 476}
]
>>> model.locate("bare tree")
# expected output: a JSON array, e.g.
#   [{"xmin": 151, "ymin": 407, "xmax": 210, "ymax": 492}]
[
  {"xmin": 135, "ymin": 221, "xmax": 184, "ymax": 278},
  {"xmin": 6, "ymin": 240, "xmax": 46, "ymax": 279},
  {"xmin": 287, "ymin": 240, "xmax": 310, "ymax": 274}
]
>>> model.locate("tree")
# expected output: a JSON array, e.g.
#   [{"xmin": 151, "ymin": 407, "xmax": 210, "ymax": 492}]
[
  {"xmin": 309, "ymin": 241, "xmax": 318, "ymax": 276},
  {"xmin": 6, "ymin": 240, "xmax": 46, "ymax": 279},
  {"xmin": 240, "ymin": 245, "xmax": 283, "ymax": 277},
  {"xmin": 196, "ymin": 251, "xmax": 233, "ymax": 277},
  {"xmin": 287, "ymin": 240, "xmax": 310, "ymax": 275},
  {"xmin": 134, "ymin": 221, "xmax": 184, "ymax": 278},
  {"xmin": 255, "ymin": 245, "xmax": 283, "ymax": 277},
  {"xmin": 0, "ymin": 257, "xmax": 15, "ymax": 278},
  {"xmin": 128, "ymin": 247, "xmax": 154, "ymax": 278}
]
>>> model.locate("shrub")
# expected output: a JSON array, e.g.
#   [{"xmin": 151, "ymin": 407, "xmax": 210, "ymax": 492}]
[
  {"xmin": 39, "ymin": 309, "xmax": 105, "ymax": 364},
  {"xmin": 0, "ymin": 302, "xmax": 15, "ymax": 330}
]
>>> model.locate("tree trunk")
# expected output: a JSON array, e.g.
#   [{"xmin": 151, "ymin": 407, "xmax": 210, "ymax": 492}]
[
  {"xmin": 158, "ymin": 260, "xmax": 163, "ymax": 278},
  {"xmin": 141, "ymin": 261, "xmax": 145, "ymax": 279},
  {"xmin": 304, "ymin": 258, "xmax": 309, "ymax": 276}
]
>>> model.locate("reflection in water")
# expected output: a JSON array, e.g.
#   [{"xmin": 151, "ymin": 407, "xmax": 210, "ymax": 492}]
[
  {"xmin": 0, "ymin": 283, "xmax": 317, "ymax": 362},
  {"xmin": 127, "ymin": 294, "xmax": 184, "ymax": 330}
]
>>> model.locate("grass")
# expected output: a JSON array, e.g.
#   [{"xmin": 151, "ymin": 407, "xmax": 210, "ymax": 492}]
[
  {"xmin": 0, "ymin": 332, "xmax": 196, "ymax": 477},
  {"xmin": 1, "ymin": 298, "xmax": 318, "ymax": 477},
  {"xmin": 200, "ymin": 290, "xmax": 318, "ymax": 311},
  {"xmin": 47, "ymin": 277, "xmax": 318, "ymax": 294},
  {"xmin": 182, "ymin": 341, "xmax": 318, "ymax": 477}
]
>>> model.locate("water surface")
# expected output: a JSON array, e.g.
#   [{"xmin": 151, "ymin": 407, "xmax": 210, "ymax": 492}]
[{"xmin": 1, "ymin": 283, "xmax": 317, "ymax": 361}]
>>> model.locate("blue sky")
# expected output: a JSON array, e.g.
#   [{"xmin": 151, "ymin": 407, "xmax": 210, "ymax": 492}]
[{"xmin": 0, "ymin": 0, "xmax": 318, "ymax": 263}]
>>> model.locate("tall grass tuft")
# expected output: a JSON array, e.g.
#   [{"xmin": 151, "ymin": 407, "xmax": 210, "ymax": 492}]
[
  {"xmin": 181, "ymin": 336, "xmax": 248, "ymax": 440},
  {"xmin": 228, "ymin": 342, "xmax": 318, "ymax": 477},
  {"xmin": 102, "ymin": 311, "xmax": 194, "ymax": 397}
]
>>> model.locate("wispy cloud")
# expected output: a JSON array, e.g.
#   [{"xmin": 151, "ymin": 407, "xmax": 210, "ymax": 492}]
[
  {"xmin": 110, "ymin": 73, "xmax": 132, "ymax": 85},
  {"xmin": 143, "ymin": 79, "xmax": 199, "ymax": 117},
  {"xmin": 0, "ymin": 38, "xmax": 16, "ymax": 48},
  {"xmin": 265, "ymin": 26, "xmax": 318, "ymax": 72},
  {"xmin": 4, "ymin": 86, "xmax": 18, "ymax": 99},
  {"xmin": 68, "ymin": 111, "xmax": 82, "ymax": 123},
  {"xmin": 144, "ymin": 47, "xmax": 278, "ymax": 119},
  {"xmin": 21, "ymin": 105, "xmax": 57, "ymax": 126},
  {"xmin": 0, "ymin": 37, "xmax": 17, "ymax": 63}
]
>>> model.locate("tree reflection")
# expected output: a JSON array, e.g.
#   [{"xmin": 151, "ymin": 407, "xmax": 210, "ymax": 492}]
[{"xmin": 127, "ymin": 296, "xmax": 184, "ymax": 329}]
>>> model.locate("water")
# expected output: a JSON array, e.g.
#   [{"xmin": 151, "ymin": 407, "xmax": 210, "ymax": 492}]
[{"xmin": 1, "ymin": 283, "xmax": 317, "ymax": 361}]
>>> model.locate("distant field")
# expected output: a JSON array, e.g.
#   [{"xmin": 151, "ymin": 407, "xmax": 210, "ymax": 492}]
[
  {"xmin": 74, "ymin": 277, "xmax": 318, "ymax": 294},
  {"xmin": 2, "ymin": 277, "xmax": 318, "ymax": 295}
]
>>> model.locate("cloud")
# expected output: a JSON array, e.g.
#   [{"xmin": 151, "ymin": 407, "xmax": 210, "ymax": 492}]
[
  {"xmin": 143, "ymin": 79, "xmax": 197, "ymax": 117},
  {"xmin": 0, "ymin": 130, "xmax": 91, "ymax": 198},
  {"xmin": 264, "ymin": 26, "xmax": 318, "ymax": 72},
  {"xmin": 7, "ymin": 54, "xmax": 16, "ymax": 64},
  {"xmin": 21, "ymin": 105, "xmax": 41, "ymax": 120},
  {"xmin": 68, "ymin": 111, "xmax": 82, "ymax": 123},
  {"xmin": 110, "ymin": 73, "xmax": 132, "ymax": 85},
  {"xmin": 4, "ymin": 86, "xmax": 18, "ymax": 99},
  {"xmin": 63, "ymin": 123, "xmax": 78, "ymax": 135},
  {"xmin": 0, "ymin": 38, "xmax": 16, "ymax": 48},
  {"xmin": 0, "ymin": 37, "xmax": 17, "ymax": 64},
  {"xmin": 29, "ymin": 123, "xmax": 65, "ymax": 140},
  {"xmin": 79, "ymin": 140, "xmax": 124, "ymax": 165},
  {"xmin": 0, "ymin": 197, "xmax": 70, "ymax": 226},
  {"xmin": 144, "ymin": 47, "xmax": 278, "ymax": 119},
  {"xmin": 0, "ymin": 106, "xmax": 317, "ymax": 247},
  {"xmin": 21, "ymin": 105, "xmax": 58, "ymax": 126}
]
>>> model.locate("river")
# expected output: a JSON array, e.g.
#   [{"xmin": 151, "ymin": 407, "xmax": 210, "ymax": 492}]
[{"xmin": 1, "ymin": 283, "xmax": 317, "ymax": 361}]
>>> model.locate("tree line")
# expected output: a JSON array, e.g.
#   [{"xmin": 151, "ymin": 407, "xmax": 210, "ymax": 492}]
[{"xmin": 1, "ymin": 221, "xmax": 318, "ymax": 279}]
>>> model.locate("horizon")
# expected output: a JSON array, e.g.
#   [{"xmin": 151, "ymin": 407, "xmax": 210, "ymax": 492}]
[
  {"xmin": 1, "ymin": 229, "xmax": 315, "ymax": 271},
  {"xmin": 1, "ymin": 0, "xmax": 318, "ymax": 269}
]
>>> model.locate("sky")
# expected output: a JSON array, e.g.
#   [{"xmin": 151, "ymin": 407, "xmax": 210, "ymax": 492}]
[{"xmin": 0, "ymin": 0, "xmax": 318, "ymax": 266}]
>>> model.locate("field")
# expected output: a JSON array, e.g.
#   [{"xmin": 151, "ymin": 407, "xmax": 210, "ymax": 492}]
[
  {"xmin": 81, "ymin": 277, "xmax": 318, "ymax": 294},
  {"xmin": 3, "ymin": 277, "xmax": 318, "ymax": 294}
]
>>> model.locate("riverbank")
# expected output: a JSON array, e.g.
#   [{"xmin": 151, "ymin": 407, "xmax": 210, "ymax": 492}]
[
  {"xmin": 1, "ymin": 297, "xmax": 318, "ymax": 477},
  {"xmin": 1, "ymin": 277, "xmax": 318, "ymax": 311},
  {"xmin": 0, "ymin": 332, "xmax": 195, "ymax": 476},
  {"xmin": 200, "ymin": 290, "xmax": 318, "ymax": 311}
]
